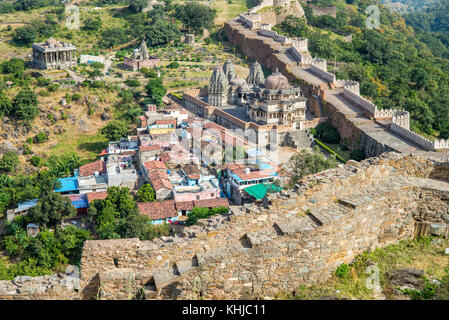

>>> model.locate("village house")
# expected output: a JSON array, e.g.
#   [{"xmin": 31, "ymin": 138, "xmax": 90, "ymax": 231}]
[
  {"xmin": 220, "ymin": 162, "xmax": 278, "ymax": 205},
  {"xmin": 77, "ymin": 159, "xmax": 108, "ymax": 194},
  {"xmin": 142, "ymin": 160, "xmax": 173, "ymax": 200},
  {"xmin": 172, "ymin": 164, "xmax": 221, "ymax": 202}
]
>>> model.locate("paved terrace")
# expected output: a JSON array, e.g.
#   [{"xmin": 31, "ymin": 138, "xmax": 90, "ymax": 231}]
[{"xmin": 225, "ymin": 19, "xmax": 449, "ymax": 160}]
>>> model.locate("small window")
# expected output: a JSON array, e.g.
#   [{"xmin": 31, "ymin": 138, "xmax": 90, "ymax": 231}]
[
  {"xmin": 196, "ymin": 195, "xmax": 200, "ymax": 200},
  {"xmin": 211, "ymin": 193, "xmax": 214, "ymax": 197}
]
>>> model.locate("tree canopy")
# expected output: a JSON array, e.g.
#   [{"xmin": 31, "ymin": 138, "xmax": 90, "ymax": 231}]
[{"xmin": 174, "ymin": 2, "xmax": 216, "ymax": 34}]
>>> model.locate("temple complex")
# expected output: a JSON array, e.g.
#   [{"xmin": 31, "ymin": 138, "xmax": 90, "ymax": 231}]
[
  {"xmin": 207, "ymin": 60, "xmax": 307, "ymax": 127},
  {"xmin": 123, "ymin": 40, "xmax": 160, "ymax": 71},
  {"xmin": 31, "ymin": 38, "xmax": 77, "ymax": 70}
]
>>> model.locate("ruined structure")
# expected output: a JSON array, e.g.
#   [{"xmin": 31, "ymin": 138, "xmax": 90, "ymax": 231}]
[
  {"xmin": 2, "ymin": 153, "xmax": 448, "ymax": 300},
  {"xmin": 31, "ymin": 38, "xmax": 77, "ymax": 70}
]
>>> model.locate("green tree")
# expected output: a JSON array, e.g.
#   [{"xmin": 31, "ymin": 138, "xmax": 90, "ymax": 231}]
[
  {"xmin": 135, "ymin": 183, "xmax": 156, "ymax": 202},
  {"xmin": 54, "ymin": 225, "xmax": 91, "ymax": 265},
  {"xmin": 129, "ymin": 0, "xmax": 147, "ymax": 12},
  {"xmin": 174, "ymin": 3, "xmax": 216, "ymax": 34},
  {"xmin": 27, "ymin": 192, "xmax": 77, "ymax": 228},
  {"xmin": 145, "ymin": 19, "xmax": 181, "ymax": 46},
  {"xmin": 11, "ymin": 89, "xmax": 39, "ymax": 122},
  {"xmin": 0, "ymin": 152, "xmax": 19, "ymax": 173},
  {"xmin": 291, "ymin": 147, "xmax": 338, "ymax": 184},
  {"xmin": 0, "ymin": 93, "xmax": 12, "ymax": 117},
  {"xmin": 99, "ymin": 28, "xmax": 128, "ymax": 48},
  {"xmin": 101, "ymin": 120, "xmax": 129, "ymax": 141},
  {"xmin": 186, "ymin": 206, "xmax": 228, "ymax": 226},
  {"xmin": 82, "ymin": 16, "xmax": 102, "ymax": 32},
  {"xmin": 13, "ymin": 26, "xmax": 37, "ymax": 46},
  {"xmin": 29, "ymin": 155, "xmax": 43, "ymax": 167},
  {"xmin": 145, "ymin": 77, "xmax": 166, "ymax": 107},
  {"xmin": 0, "ymin": 58, "xmax": 26, "ymax": 77}
]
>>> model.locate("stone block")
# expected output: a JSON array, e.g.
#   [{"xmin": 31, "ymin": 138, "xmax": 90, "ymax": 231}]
[
  {"xmin": 175, "ymin": 260, "xmax": 191, "ymax": 276},
  {"xmin": 430, "ymin": 223, "xmax": 447, "ymax": 236},
  {"xmin": 152, "ymin": 269, "xmax": 174, "ymax": 288},
  {"xmin": 338, "ymin": 198, "xmax": 358, "ymax": 209}
]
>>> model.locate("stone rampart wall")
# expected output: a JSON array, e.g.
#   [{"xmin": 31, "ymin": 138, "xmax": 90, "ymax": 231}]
[{"xmin": 77, "ymin": 154, "xmax": 449, "ymax": 300}]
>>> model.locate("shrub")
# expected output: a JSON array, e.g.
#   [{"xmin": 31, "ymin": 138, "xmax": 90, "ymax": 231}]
[
  {"xmin": 22, "ymin": 144, "xmax": 32, "ymax": 155},
  {"xmin": 36, "ymin": 77, "xmax": 51, "ymax": 87},
  {"xmin": 0, "ymin": 152, "xmax": 19, "ymax": 173},
  {"xmin": 34, "ymin": 132, "xmax": 48, "ymax": 144},
  {"xmin": 335, "ymin": 263, "xmax": 350, "ymax": 279},
  {"xmin": 71, "ymin": 93, "xmax": 82, "ymax": 101},
  {"xmin": 29, "ymin": 156, "xmax": 43, "ymax": 167},
  {"xmin": 167, "ymin": 62, "xmax": 180, "ymax": 69}
]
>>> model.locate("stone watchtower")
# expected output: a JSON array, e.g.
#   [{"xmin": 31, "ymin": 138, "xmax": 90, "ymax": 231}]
[
  {"xmin": 31, "ymin": 38, "xmax": 77, "ymax": 70},
  {"xmin": 246, "ymin": 61, "xmax": 265, "ymax": 88},
  {"xmin": 208, "ymin": 66, "xmax": 229, "ymax": 107}
]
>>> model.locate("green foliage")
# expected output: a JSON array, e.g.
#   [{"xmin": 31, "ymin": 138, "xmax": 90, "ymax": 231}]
[
  {"xmin": 335, "ymin": 263, "xmax": 351, "ymax": 279},
  {"xmin": 129, "ymin": 0, "xmax": 147, "ymax": 13},
  {"xmin": 27, "ymin": 192, "xmax": 77, "ymax": 229},
  {"xmin": 0, "ymin": 152, "xmax": 19, "ymax": 174},
  {"xmin": 135, "ymin": 184, "xmax": 156, "ymax": 202},
  {"xmin": 36, "ymin": 77, "xmax": 51, "ymax": 87},
  {"xmin": 29, "ymin": 155, "xmax": 43, "ymax": 167},
  {"xmin": 82, "ymin": 16, "xmax": 102, "ymax": 32},
  {"xmin": 87, "ymin": 187, "xmax": 169, "ymax": 240},
  {"xmin": 167, "ymin": 62, "xmax": 180, "ymax": 69},
  {"xmin": 0, "ymin": 93, "xmax": 12, "ymax": 117},
  {"xmin": 277, "ymin": 15, "xmax": 310, "ymax": 38},
  {"xmin": 0, "ymin": 258, "xmax": 52, "ymax": 280},
  {"xmin": 174, "ymin": 2, "xmax": 216, "ymax": 34},
  {"xmin": 125, "ymin": 78, "xmax": 140, "ymax": 87},
  {"xmin": 34, "ymin": 131, "xmax": 48, "ymax": 144},
  {"xmin": 101, "ymin": 120, "xmax": 129, "ymax": 141},
  {"xmin": 10, "ymin": 89, "xmax": 39, "ymax": 122},
  {"xmin": 145, "ymin": 19, "xmax": 181, "ymax": 47},
  {"xmin": 185, "ymin": 206, "xmax": 228, "ymax": 226},
  {"xmin": 54, "ymin": 225, "xmax": 91, "ymax": 265},
  {"xmin": 45, "ymin": 152, "xmax": 84, "ymax": 178},
  {"xmin": 71, "ymin": 93, "xmax": 82, "ymax": 101},
  {"xmin": 290, "ymin": 147, "xmax": 338, "ymax": 184},
  {"xmin": 145, "ymin": 77, "xmax": 166, "ymax": 107},
  {"xmin": 13, "ymin": 26, "xmax": 37, "ymax": 46},
  {"xmin": 99, "ymin": 28, "xmax": 128, "ymax": 48},
  {"xmin": 0, "ymin": 58, "xmax": 26, "ymax": 77},
  {"xmin": 315, "ymin": 122, "xmax": 340, "ymax": 144}
]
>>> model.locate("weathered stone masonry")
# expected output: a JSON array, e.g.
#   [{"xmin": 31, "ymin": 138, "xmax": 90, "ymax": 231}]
[{"xmin": 73, "ymin": 154, "xmax": 448, "ymax": 300}]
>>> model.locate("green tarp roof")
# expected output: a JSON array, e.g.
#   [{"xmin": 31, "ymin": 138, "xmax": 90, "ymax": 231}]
[{"xmin": 243, "ymin": 183, "xmax": 283, "ymax": 200}]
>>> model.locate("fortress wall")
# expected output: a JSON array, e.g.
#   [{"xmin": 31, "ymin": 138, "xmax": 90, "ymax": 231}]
[
  {"xmin": 0, "ymin": 267, "xmax": 81, "ymax": 300},
  {"xmin": 309, "ymin": 64, "xmax": 335, "ymax": 83},
  {"xmin": 76, "ymin": 154, "xmax": 449, "ymax": 300},
  {"xmin": 340, "ymin": 89, "xmax": 377, "ymax": 117},
  {"xmin": 391, "ymin": 122, "xmax": 434, "ymax": 151}
]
